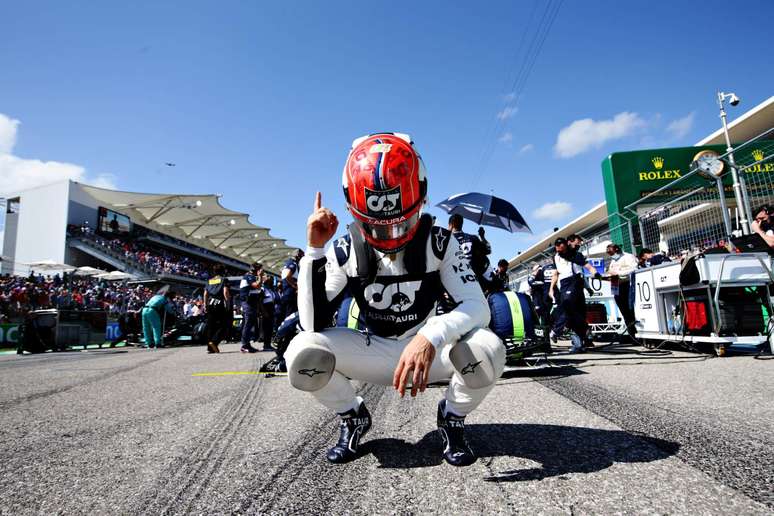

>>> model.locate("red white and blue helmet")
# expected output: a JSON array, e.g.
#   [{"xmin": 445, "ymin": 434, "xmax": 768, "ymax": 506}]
[{"xmin": 342, "ymin": 133, "xmax": 428, "ymax": 252}]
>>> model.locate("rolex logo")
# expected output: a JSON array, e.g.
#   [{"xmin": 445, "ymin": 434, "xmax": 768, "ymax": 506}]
[
  {"xmin": 651, "ymin": 157, "xmax": 664, "ymax": 170},
  {"xmin": 752, "ymin": 149, "xmax": 764, "ymax": 162}
]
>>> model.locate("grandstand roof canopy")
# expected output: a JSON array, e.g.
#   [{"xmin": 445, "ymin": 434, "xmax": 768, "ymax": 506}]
[{"xmin": 77, "ymin": 183, "xmax": 298, "ymax": 272}]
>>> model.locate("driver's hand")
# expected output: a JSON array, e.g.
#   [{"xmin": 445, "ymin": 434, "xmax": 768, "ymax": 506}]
[
  {"xmin": 307, "ymin": 192, "xmax": 339, "ymax": 248},
  {"xmin": 393, "ymin": 334, "xmax": 435, "ymax": 397}
]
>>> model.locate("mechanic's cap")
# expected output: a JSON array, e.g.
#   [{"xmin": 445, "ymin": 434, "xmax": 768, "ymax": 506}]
[{"xmin": 554, "ymin": 237, "xmax": 568, "ymax": 246}]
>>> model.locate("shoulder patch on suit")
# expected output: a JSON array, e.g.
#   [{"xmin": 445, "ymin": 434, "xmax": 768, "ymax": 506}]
[
  {"xmin": 334, "ymin": 234, "xmax": 352, "ymax": 266},
  {"xmin": 430, "ymin": 226, "xmax": 451, "ymax": 260}
]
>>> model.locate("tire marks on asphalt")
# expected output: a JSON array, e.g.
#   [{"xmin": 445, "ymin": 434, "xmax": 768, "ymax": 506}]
[
  {"xmin": 140, "ymin": 361, "xmax": 267, "ymax": 515},
  {"xmin": 0, "ymin": 350, "xmax": 128, "ymax": 371},
  {"xmin": 0, "ymin": 353, "xmax": 170, "ymax": 410},
  {"xmin": 538, "ymin": 376, "xmax": 774, "ymax": 509}
]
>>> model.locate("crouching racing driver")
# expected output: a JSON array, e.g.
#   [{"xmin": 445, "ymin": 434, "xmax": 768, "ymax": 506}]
[{"xmin": 285, "ymin": 133, "xmax": 505, "ymax": 466}]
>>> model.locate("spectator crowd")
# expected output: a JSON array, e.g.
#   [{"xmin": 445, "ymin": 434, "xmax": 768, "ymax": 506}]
[
  {"xmin": 69, "ymin": 224, "xmax": 241, "ymax": 280},
  {"xmin": 0, "ymin": 272, "xmax": 197, "ymax": 322}
]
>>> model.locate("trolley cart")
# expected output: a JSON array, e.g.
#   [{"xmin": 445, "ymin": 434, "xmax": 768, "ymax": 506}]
[
  {"xmin": 585, "ymin": 275, "xmax": 628, "ymax": 337},
  {"xmin": 634, "ymin": 252, "xmax": 774, "ymax": 356}
]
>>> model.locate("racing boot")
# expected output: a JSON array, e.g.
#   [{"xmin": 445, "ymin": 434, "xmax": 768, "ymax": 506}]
[
  {"xmin": 326, "ymin": 398, "xmax": 371, "ymax": 464},
  {"xmin": 437, "ymin": 399, "xmax": 476, "ymax": 467}
]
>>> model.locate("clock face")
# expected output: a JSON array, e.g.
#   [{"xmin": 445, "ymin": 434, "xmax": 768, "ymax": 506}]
[{"xmin": 693, "ymin": 150, "xmax": 724, "ymax": 177}]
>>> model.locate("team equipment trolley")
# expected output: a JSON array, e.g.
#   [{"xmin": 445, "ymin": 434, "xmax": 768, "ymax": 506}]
[
  {"xmin": 585, "ymin": 276, "xmax": 628, "ymax": 337},
  {"xmin": 633, "ymin": 252, "xmax": 774, "ymax": 356}
]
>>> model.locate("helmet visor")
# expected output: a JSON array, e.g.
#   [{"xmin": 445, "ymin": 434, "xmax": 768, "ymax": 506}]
[{"xmin": 354, "ymin": 210, "xmax": 421, "ymax": 243}]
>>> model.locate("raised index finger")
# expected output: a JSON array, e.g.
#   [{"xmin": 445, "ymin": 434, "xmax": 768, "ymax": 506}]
[{"xmin": 314, "ymin": 191, "xmax": 322, "ymax": 212}]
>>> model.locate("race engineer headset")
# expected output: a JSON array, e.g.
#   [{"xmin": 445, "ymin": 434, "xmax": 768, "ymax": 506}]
[{"xmin": 284, "ymin": 133, "xmax": 505, "ymax": 467}]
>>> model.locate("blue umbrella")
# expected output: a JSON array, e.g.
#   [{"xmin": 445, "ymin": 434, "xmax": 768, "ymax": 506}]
[{"xmin": 436, "ymin": 192, "xmax": 532, "ymax": 233}]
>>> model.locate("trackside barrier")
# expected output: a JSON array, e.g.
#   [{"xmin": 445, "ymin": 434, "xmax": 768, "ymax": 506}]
[
  {"xmin": 0, "ymin": 321, "xmax": 122, "ymax": 347},
  {"xmin": 0, "ymin": 323, "xmax": 21, "ymax": 345}
]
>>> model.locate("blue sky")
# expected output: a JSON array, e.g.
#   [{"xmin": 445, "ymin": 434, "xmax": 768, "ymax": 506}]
[{"xmin": 1, "ymin": 0, "xmax": 773, "ymax": 260}]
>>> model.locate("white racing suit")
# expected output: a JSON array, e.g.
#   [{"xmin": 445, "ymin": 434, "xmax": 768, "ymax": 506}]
[{"xmin": 285, "ymin": 216, "xmax": 505, "ymax": 416}]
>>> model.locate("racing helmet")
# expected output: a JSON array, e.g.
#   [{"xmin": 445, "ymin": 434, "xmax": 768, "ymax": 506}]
[{"xmin": 342, "ymin": 133, "xmax": 428, "ymax": 253}]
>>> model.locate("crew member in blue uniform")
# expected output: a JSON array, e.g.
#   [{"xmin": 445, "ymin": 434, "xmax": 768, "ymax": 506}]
[
  {"xmin": 260, "ymin": 275, "xmax": 278, "ymax": 351},
  {"xmin": 528, "ymin": 263, "xmax": 548, "ymax": 326},
  {"xmin": 239, "ymin": 262, "xmax": 263, "ymax": 353},
  {"xmin": 483, "ymin": 259, "xmax": 510, "ymax": 295},
  {"xmin": 542, "ymin": 261, "xmax": 558, "ymax": 327},
  {"xmin": 548, "ymin": 237, "xmax": 600, "ymax": 353},
  {"xmin": 447, "ymin": 214, "xmax": 491, "ymax": 287},
  {"xmin": 279, "ymin": 250, "xmax": 303, "ymax": 320}
]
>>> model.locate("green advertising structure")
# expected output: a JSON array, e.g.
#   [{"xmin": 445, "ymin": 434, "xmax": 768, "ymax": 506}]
[{"xmin": 600, "ymin": 143, "xmax": 774, "ymax": 252}]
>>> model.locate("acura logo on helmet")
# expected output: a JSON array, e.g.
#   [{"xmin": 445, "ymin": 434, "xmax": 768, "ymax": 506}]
[{"xmin": 365, "ymin": 186, "xmax": 402, "ymax": 217}]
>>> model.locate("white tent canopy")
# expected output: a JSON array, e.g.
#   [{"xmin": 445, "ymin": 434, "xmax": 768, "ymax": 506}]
[
  {"xmin": 74, "ymin": 266, "xmax": 107, "ymax": 276},
  {"xmin": 94, "ymin": 270, "xmax": 136, "ymax": 281},
  {"xmin": 77, "ymin": 183, "xmax": 299, "ymax": 272}
]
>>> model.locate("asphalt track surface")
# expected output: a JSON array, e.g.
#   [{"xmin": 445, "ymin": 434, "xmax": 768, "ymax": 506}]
[{"xmin": 0, "ymin": 341, "xmax": 772, "ymax": 515}]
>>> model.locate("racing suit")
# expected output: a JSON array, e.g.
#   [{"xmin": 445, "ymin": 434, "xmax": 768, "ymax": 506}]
[{"xmin": 285, "ymin": 221, "xmax": 505, "ymax": 416}]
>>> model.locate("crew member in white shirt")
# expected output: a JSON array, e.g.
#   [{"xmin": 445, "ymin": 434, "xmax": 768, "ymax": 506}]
[{"xmin": 605, "ymin": 244, "xmax": 639, "ymax": 338}]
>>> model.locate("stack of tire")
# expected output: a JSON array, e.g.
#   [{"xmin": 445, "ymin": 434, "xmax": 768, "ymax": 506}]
[{"xmin": 487, "ymin": 291, "xmax": 549, "ymax": 361}]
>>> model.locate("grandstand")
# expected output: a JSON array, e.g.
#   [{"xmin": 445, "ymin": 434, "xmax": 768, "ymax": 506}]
[{"xmin": 1, "ymin": 180, "xmax": 298, "ymax": 285}]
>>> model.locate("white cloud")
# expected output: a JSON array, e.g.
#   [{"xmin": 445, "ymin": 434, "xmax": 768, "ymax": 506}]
[
  {"xmin": 554, "ymin": 111, "xmax": 646, "ymax": 159},
  {"xmin": 503, "ymin": 92, "xmax": 516, "ymax": 102},
  {"xmin": 88, "ymin": 173, "xmax": 118, "ymax": 189},
  {"xmin": 532, "ymin": 201, "xmax": 573, "ymax": 220},
  {"xmin": 666, "ymin": 112, "xmax": 695, "ymax": 140},
  {"xmin": 0, "ymin": 113, "xmax": 116, "ymax": 195},
  {"xmin": 498, "ymin": 132, "xmax": 513, "ymax": 144},
  {"xmin": 497, "ymin": 105, "xmax": 518, "ymax": 120},
  {"xmin": 519, "ymin": 143, "xmax": 534, "ymax": 154},
  {"xmin": 0, "ymin": 114, "xmax": 20, "ymax": 154}
]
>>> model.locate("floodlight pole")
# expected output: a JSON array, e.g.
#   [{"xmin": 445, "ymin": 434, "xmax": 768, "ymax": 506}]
[
  {"xmin": 717, "ymin": 91, "xmax": 752, "ymax": 235},
  {"xmin": 715, "ymin": 176, "xmax": 734, "ymax": 237}
]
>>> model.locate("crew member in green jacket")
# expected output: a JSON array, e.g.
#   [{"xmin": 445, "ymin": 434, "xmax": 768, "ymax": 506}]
[{"xmin": 141, "ymin": 289, "xmax": 177, "ymax": 349}]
